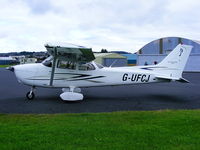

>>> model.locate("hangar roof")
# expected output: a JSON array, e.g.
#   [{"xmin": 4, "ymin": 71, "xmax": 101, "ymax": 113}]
[
  {"xmin": 138, "ymin": 37, "xmax": 200, "ymax": 55},
  {"xmin": 193, "ymin": 40, "xmax": 200, "ymax": 45}
]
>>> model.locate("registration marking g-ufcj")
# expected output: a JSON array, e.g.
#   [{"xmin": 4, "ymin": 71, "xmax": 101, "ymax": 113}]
[{"xmin": 122, "ymin": 73, "xmax": 150, "ymax": 82}]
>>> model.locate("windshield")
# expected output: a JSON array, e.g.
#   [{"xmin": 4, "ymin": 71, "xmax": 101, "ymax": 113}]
[{"xmin": 42, "ymin": 56, "xmax": 53, "ymax": 67}]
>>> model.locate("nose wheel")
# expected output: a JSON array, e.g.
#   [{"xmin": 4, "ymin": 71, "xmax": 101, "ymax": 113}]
[
  {"xmin": 26, "ymin": 86, "xmax": 35, "ymax": 100},
  {"xmin": 26, "ymin": 91, "xmax": 35, "ymax": 100}
]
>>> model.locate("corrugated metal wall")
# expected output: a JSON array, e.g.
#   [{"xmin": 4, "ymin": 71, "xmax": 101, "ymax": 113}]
[
  {"xmin": 137, "ymin": 55, "xmax": 166, "ymax": 66},
  {"xmin": 185, "ymin": 54, "xmax": 200, "ymax": 71}
]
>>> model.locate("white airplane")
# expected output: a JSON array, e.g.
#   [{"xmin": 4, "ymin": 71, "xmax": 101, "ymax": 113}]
[{"xmin": 7, "ymin": 43, "xmax": 192, "ymax": 101}]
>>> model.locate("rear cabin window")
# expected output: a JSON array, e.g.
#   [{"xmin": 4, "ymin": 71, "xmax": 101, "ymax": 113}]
[{"xmin": 78, "ymin": 63, "xmax": 95, "ymax": 71}]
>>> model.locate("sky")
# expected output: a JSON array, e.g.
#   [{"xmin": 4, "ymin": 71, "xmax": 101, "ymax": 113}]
[{"xmin": 0, "ymin": 0, "xmax": 200, "ymax": 53}]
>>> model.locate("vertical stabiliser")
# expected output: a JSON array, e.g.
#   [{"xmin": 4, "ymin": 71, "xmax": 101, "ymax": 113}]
[{"xmin": 155, "ymin": 44, "xmax": 193, "ymax": 79}]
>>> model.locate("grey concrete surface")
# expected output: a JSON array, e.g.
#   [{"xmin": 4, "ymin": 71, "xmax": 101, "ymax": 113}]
[{"xmin": 0, "ymin": 68, "xmax": 200, "ymax": 114}]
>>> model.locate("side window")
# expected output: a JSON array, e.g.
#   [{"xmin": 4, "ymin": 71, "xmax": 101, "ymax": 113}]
[
  {"xmin": 57, "ymin": 60, "xmax": 76, "ymax": 70},
  {"xmin": 78, "ymin": 63, "xmax": 95, "ymax": 71},
  {"xmin": 87, "ymin": 63, "xmax": 95, "ymax": 70}
]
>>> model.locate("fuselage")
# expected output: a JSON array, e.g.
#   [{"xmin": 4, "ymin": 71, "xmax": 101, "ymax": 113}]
[
  {"xmin": 6, "ymin": 43, "xmax": 192, "ymax": 101},
  {"xmin": 13, "ymin": 61, "xmax": 164, "ymax": 88}
]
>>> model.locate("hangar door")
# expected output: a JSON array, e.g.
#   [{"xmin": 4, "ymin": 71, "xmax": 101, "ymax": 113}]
[{"xmin": 103, "ymin": 58, "xmax": 127, "ymax": 67}]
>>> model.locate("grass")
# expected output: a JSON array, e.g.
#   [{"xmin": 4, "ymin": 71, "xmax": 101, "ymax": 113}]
[
  {"xmin": 0, "ymin": 65, "xmax": 12, "ymax": 68},
  {"xmin": 0, "ymin": 110, "xmax": 200, "ymax": 150}
]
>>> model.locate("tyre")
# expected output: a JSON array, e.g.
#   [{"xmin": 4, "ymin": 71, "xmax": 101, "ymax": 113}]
[{"xmin": 26, "ymin": 91, "xmax": 35, "ymax": 100}]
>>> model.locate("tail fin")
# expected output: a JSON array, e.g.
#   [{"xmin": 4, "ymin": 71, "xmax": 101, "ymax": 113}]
[{"xmin": 155, "ymin": 44, "xmax": 192, "ymax": 79}]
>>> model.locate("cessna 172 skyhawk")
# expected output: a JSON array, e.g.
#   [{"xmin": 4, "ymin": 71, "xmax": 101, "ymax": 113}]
[{"xmin": 7, "ymin": 43, "xmax": 192, "ymax": 101}]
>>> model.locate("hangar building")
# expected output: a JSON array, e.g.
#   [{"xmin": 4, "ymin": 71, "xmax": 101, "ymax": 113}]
[
  {"xmin": 137, "ymin": 37, "xmax": 200, "ymax": 71},
  {"xmin": 94, "ymin": 53, "xmax": 127, "ymax": 67},
  {"xmin": 122, "ymin": 54, "xmax": 137, "ymax": 66},
  {"xmin": 0, "ymin": 57, "xmax": 19, "ymax": 65}
]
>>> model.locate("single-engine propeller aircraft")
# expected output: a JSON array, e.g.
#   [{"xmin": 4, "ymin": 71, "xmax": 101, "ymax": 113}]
[{"xmin": 7, "ymin": 43, "xmax": 192, "ymax": 101}]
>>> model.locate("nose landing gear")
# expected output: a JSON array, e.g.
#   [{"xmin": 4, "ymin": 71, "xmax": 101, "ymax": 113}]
[{"xmin": 26, "ymin": 86, "xmax": 36, "ymax": 100}]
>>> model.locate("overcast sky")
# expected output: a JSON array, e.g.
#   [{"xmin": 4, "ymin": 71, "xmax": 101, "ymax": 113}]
[{"xmin": 0, "ymin": 0, "xmax": 200, "ymax": 53}]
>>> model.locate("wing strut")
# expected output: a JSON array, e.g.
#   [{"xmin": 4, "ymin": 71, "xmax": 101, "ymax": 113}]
[{"xmin": 49, "ymin": 47, "xmax": 57, "ymax": 86}]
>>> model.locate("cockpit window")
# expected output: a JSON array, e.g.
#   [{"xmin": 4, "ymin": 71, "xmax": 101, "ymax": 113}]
[
  {"xmin": 78, "ymin": 63, "xmax": 95, "ymax": 71},
  {"xmin": 42, "ymin": 56, "xmax": 53, "ymax": 67}
]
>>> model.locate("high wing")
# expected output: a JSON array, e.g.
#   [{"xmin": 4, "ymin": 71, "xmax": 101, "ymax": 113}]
[
  {"xmin": 44, "ymin": 42, "xmax": 95, "ymax": 86},
  {"xmin": 45, "ymin": 42, "xmax": 95, "ymax": 62}
]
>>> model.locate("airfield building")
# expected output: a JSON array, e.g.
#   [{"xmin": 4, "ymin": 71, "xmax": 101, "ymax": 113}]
[
  {"xmin": 137, "ymin": 37, "xmax": 200, "ymax": 72},
  {"xmin": 0, "ymin": 57, "xmax": 19, "ymax": 65}
]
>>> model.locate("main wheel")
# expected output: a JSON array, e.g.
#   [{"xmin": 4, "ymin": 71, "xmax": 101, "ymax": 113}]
[{"xmin": 26, "ymin": 91, "xmax": 35, "ymax": 100}]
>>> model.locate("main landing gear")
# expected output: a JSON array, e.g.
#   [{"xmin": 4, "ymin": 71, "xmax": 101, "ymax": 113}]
[
  {"xmin": 60, "ymin": 86, "xmax": 83, "ymax": 101},
  {"xmin": 25, "ymin": 86, "xmax": 83, "ymax": 101},
  {"xmin": 26, "ymin": 86, "xmax": 35, "ymax": 100}
]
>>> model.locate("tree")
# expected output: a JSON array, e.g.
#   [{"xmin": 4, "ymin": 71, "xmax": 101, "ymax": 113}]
[{"xmin": 101, "ymin": 49, "xmax": 108, "ymax": 53}]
